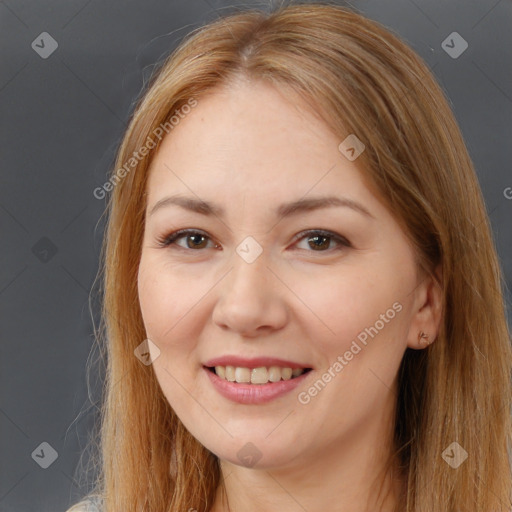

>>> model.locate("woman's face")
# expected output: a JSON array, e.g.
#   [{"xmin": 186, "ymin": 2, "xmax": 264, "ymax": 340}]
[{"xmin": 137, "ymin": 79, "xmax": 436, "ymax": 470}]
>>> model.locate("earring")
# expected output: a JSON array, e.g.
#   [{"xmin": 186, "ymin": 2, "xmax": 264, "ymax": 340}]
[{"xmin": 418, "ymin": 331, "xmax": 430, "ymax": 345}]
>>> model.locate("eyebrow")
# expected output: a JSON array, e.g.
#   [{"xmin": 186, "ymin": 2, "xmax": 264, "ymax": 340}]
[{"xmin": 148, "ymin": 194, "xmax": 374, "ymax": 220}]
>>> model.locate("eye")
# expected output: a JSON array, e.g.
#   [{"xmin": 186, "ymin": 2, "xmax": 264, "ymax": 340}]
[
  {"xmin": 156, "ymin": 229, "xmax": 218, "ymax": 250},
  {"xmin": 292, "ymin": 229, "xmax": 351, "ymax": 252},
  {"xmin": 155, "ymin": 228, "xmax": 351, "ymax": 253}
]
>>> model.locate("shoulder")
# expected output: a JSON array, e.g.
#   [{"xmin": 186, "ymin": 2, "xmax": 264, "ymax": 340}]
[{"xmin": 66, "ymin": 497, "xmax": 102, "ymax": 512}]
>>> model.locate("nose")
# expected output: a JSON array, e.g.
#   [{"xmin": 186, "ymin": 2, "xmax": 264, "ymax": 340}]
[{"xmin": 211, "ymin": 248, "xmax": 289, "ymax": 337}]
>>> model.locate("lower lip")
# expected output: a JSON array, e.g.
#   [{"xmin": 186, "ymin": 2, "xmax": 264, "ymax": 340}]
[{"xmin": 204, "ymin": 367, "xmax": 311, "ymax": 405}]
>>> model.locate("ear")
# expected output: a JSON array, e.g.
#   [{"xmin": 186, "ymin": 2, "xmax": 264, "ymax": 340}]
[{"xmin": 406, "ymin": 264, "xmax": 443, "ymax": 350}]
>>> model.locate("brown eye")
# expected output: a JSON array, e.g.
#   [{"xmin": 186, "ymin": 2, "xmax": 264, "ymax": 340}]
[
  {"xmin": 156, "ymin": 229, "xmax": 217, "ymax": 250},
  {"xmin": 305, "ymin": 233, "xmax": 331, "ymax": 251},
  {"xmin": 293, "ymin": 229, "xmax": 351, "ymax": 252},
  {"xmin": 182, "ymin": 232, "xmax": 209, "ymax": 249}
]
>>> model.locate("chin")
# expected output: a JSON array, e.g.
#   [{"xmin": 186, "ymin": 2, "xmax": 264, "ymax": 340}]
[{"xmin": 198, "ymin": 434, "xmax": 305, "ymax": 470}]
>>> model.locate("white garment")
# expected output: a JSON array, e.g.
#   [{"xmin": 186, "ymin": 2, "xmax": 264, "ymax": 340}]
[{"xmin": 66, "ymin": 497, "xmax": 102, "ymax": 512}]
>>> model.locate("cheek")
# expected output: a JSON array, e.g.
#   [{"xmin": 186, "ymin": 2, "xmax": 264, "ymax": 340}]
[
  {"xmin": 296, "ymin": 266, "xmax": 409, "ymax": 367},
  {"xmin": 296, "ymin": 268, "xmax": 386, "ymax": 333},
  {"xmin": 292, "ymin": 270, "xmax": 408, "ymax": 428},
  {"xmin": 137, "ymin": 257, "xmax": 206, "ymax": 349},
  {"xmin": 137, "ymin": 259, "xmax": 206, "ymax": 409}
]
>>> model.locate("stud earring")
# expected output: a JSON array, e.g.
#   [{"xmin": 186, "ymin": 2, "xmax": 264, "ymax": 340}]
[{"xmin": 418, "ymin": 331, "xmax": 430, "ymax": 345}]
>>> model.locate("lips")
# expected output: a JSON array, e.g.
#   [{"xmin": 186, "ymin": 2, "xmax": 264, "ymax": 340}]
[{"xmin": 202, "ymin": 355, "xmax": 313, "ymax": 404}]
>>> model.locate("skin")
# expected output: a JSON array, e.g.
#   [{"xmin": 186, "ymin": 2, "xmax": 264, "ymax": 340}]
[{"xmin": 137, "ymin": 77, "xmax": 443, "ymax": 512}]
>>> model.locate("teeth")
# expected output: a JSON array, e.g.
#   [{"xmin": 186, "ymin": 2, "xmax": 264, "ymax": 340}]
[
  {"xmin": 225, "ymin": 365, "xmax": 236, "ymax": 382},
  {"xmin": 213, "ymin": 365, "xmax": 307, "ymax": 384},
  {"xmin": 268, "ymin": 366, "xmax": 281, "ymax": 382},
  {"xmin": 251, "ymin": 367, "xmax": 268, "ymax": 384},
  {"xmin": 215, "ymin": 366, "xmax": 226, "ymax": 379},
  {"xmin": 235, "ymin": 367, "xmax": 251, "ymax": 383},
  {"xmin": 281, "ymin": 368, "xmax": 292, "ymax": 380}
]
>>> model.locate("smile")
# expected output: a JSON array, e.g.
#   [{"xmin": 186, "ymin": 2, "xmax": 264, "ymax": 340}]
[
  {"xmin": 208, "ymin": 365, "xmax": 311, "ymax": 384},
  {"xmin": 203, "ymin": 365, "xmax": 313, "ymax": 405}
]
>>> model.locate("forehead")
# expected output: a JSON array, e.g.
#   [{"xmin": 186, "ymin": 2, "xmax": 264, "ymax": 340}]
[
  {"xmin": 156, "ymin": 82, "xmax": 334, "ymax": 160},
  {"xmin": 146, "ymin": 80, "xmax": 374, "ymax": 204}
]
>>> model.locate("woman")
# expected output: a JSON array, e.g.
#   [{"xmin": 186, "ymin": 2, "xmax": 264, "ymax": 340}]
[{"xmin": 68, "ymin": 2, "xmax": 512, "ymax": 511}]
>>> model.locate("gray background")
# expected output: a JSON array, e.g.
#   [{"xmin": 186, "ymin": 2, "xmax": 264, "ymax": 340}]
[{"xmin": 1, "ymin": 0, "xmax": 511, "ymax": 510}]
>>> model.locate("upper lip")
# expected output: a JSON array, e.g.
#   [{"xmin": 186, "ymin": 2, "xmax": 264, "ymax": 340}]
[{"xmin": 203, "ymin": 355, "xmax": 312, "ymax": 370}]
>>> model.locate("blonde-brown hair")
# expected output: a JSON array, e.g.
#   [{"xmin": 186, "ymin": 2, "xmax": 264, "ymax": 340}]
[{"xmin": 75, "ymin": 2, "xmax": 512, "ymax": 511}]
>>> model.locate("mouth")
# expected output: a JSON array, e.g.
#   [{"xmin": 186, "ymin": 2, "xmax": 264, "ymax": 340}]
[{"xmin": 205, "ymin": 365, "xmax": 313, "ymax": 385}]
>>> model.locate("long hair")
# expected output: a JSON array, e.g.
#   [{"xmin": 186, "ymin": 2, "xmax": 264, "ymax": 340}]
[{"xmin": 76, "ymin": 2, "xmax": 512, "ymax": 511}]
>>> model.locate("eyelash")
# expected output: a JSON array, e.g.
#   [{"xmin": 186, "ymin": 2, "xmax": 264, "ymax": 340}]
[{"xmin": 155, "ymin": 228, "xmax": 351, "ymax": 254}]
